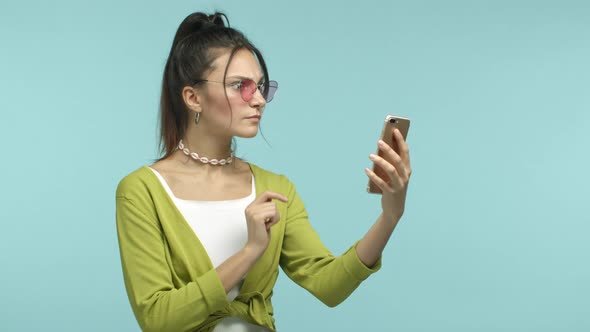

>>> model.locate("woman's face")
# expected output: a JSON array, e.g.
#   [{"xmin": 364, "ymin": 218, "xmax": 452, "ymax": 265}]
[{"xmin": 192, "ymin": 48, "xmax": 267, "ymax": 139}]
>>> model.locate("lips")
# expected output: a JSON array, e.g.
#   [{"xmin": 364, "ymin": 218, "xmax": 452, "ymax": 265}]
[{"xmin": 246, "ymin": 115, "xmax": 261, "ymax": 119}]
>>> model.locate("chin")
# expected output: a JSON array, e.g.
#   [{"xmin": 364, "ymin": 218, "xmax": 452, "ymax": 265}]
[{"xmin": 235, "ymin": 128, "xmax": 259, "ymax": 138}]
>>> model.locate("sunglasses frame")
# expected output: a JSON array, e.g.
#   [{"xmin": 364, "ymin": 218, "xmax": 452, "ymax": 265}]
[{"xmin": 193, "ymin": 78, "xmax": 278, "ymax": 103}]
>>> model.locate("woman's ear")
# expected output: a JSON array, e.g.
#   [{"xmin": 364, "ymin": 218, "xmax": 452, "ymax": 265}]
[{"xmin": 182, "ymin": 86, "xmax": 202, "ymax": 112}]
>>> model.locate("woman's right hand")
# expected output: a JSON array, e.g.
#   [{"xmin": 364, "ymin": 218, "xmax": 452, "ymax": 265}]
[{"xmin": 244, "ymin": 191, "xmax": 288, "ymax": 257}]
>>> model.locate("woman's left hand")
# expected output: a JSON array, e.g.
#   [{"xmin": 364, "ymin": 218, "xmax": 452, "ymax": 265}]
[{"xmin": 365, "ymin": 128, "xmax": 412, "ymax": 222}]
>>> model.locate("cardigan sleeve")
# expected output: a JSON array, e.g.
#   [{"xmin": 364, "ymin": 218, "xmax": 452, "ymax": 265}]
[
  {"xmin": 278, "ymin": 176, "xmax": 382, "ymax": 307},
  {"xmin": 116, "ymin": 194, "xmax": 229, "ymax": 332}
]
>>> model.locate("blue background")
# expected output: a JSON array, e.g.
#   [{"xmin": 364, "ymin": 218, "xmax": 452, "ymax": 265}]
[{"xmin": 1, "ymin": 0, "xmax": 589, "ymax": 331}]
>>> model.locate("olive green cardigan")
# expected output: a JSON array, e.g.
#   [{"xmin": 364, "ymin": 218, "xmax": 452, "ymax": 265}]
[{"xmin": 115, "ymin": 163, "xmax": 381, "ymax": 332}]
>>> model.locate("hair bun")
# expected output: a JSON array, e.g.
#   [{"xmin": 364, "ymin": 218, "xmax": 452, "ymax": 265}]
[
  {"xmin": 173, "ymin": 12, "xmax": 229, "ymax": 45},
  {"xmin": 207, "ymin": 13, "xmax": 228, "ymax": 27}
]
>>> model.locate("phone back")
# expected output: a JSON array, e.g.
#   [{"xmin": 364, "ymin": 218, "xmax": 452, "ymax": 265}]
[{"xmin": 367, "ymin": 115, "xmax": 410, "ymax": 194}]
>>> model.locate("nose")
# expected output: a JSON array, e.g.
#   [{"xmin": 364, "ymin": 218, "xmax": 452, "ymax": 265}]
[{"xmin": 249, "ymin": 86, "xmax": 266, "ymax": 108}]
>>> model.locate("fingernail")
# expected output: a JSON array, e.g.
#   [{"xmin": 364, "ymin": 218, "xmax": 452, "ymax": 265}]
[{"xmin": 378, "ymin": 140, "xmax": 385, "ymax": 146}]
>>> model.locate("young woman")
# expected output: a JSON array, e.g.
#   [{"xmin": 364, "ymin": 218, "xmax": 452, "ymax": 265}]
[{"xmin": 115, "ymin": 11, "xmax": 411, "ymax": 332}]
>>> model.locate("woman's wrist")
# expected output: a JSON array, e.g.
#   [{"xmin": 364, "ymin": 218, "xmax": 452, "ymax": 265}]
[
  {"xmin": 242, "ymin": 244, "xmax": 264, "ymax": 262},
  {"xmin": 381, "ymin": 211, "xmax": 402, "ymax": 225}
]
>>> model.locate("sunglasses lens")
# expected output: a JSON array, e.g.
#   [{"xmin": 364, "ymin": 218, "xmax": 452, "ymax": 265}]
[
  {"xmin": 262, "ymin": 80, "xmax": 278, "ymax": 102},
  {"xmin": 239, "ymin": 79, "xmax": 278, "ymax": 102},
  {"xmin": 240, "ymin": 79, "xmax": 258, "ymax": 102}
]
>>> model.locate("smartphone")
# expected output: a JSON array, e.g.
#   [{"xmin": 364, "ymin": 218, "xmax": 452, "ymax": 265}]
[{"xmin": 367, "ymin": 115, "xmax": 411, "ymax": 194}]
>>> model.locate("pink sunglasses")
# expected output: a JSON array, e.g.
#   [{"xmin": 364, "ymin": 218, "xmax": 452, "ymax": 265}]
[{"xmin": 194, "ymin": 78, "xmax": 278, "ymax": 103}]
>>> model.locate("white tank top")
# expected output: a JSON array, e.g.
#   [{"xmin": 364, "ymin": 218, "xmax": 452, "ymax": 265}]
[{"xmin": 148, "ymin": 167, "xmax": 270, "ymax": 332}]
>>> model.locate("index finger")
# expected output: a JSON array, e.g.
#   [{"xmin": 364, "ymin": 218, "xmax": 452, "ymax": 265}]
[
  {"xmin": 255, "ymin": 191, "xmax": 289, "ymax": 203},
  {"xmin": 393, "ymin": 128, "xmax": 411, "ymax": 167}
]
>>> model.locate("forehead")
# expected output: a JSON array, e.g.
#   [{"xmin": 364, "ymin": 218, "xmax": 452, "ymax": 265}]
[{"xmin": 209, "ymin": 48, "xmax": 263, "ymax": 80}]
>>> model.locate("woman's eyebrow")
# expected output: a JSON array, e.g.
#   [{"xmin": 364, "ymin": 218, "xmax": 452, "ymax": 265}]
[{"xmin": 227, "ymin": 75, "xmax": 264, "ymax": 83}]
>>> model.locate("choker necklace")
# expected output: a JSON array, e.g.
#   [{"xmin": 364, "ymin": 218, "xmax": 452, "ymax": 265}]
[{"xmin": 177, "ymin": 139, "xmax": 234, "ymax": 166}]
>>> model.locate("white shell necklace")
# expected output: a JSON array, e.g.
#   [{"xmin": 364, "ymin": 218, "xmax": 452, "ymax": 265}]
[{"xmin": 177, "ymin": 139, "xmax": 234, "ymax": 166}]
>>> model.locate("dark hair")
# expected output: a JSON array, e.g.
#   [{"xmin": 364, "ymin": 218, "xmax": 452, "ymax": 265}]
[{"xmin": 154, "ymin": 12, "xmax": 270, "ymax": 163}]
